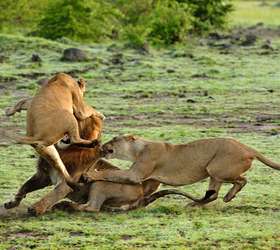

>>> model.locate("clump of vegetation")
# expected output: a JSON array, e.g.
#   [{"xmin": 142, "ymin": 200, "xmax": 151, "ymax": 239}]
[
  {"xmin": 37, "ymin": 0, "xmax": 94, "ymax": 41},
  {"xmin": 147, "ymin": 0, "xmax": 190, "ymax": 45},
  {"xmin": 116, "ymin": 0, "xmax": 191, "ymax": 47},
  {"xmin": 0, "ymin": 0, "xmax": 233, "ymax": 45},
  {"xmin": 187, "ymin": 0, "xmax": 234, "ymax": 32}
]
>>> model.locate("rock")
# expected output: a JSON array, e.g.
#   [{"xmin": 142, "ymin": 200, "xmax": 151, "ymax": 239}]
[
  {"xmin": 31, "ymin": 54, "xmax": 42, "ymax": 62},
  {"xmin": 270, "ymin": 129, "xmax": 278, "ymax": 136},
  {"xmin": 241, "ymin": 34, "xmax": 257, "ymax": 46},
  {"xmin": 167, "ymin": 69, "xmax": 175, "ymax": 73},
  {"xmin": 261, "ymin": 40, "xmax": 274, "ymax": 50},
  {"xmin": 256, "ymin": 115, "xmax": 272, "ymax": 122},
  {"xmin": 186, "ymin": 99, "xmax": 196, "ymax": 103},
  {"xmin": 111, "ymin": 53, "xmax": 124, "ymax": 65},
  {"xmin": 137, "ymin": 42, "xmax": 149, "ymax": 55},
  {"xmin": 191, "ymin": 73, "xmax": 208, "ymax": 79},
  {"xmin": 208, "ymin": 32, "xmax": 228, "ymax": 40},
  {"xmin": 0, "ymin": 55, "xmax": 7, "ymax": 63},
  {"xmin": 61, "ymin": 48, "xmax": 88, "ymax": 62}
]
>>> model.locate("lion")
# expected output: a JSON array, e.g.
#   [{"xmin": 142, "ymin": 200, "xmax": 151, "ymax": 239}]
[
  {"xmin": 56, "ymin": 159, "xmax": 198, "ymax": 213},
  {"xmin": 4, "ymin": 99, "xmax": 195, "ymax": 215},
  {"xmin": 89, "ymin": 135, "xmax": 280, "ymax": 206},
  {"xmin": 5, "ymin": 73, "xmax": 103, "ymax": 187}
]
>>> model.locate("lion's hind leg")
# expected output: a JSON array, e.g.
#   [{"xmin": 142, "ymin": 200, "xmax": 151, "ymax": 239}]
[
  {"xmin": 65, "ymin": 112, "xmax": 99, "ymax": 148},
  {"xmin": 4, "ymin": 168, "xmax": 51, "ymax": 209},
  {"xmin": 77, "ymin": 182, "xmax": 107, "ymax": 212},
  {"xmin": 188, "ymin": 177, "xmax": 222, "ymax": 206},
  {"xmin": 205, "ymin": 152, "xmax": 252, "ymax": 204},
  {"xmin": 223, "ymin": 176, "xmax": 247, "ymax": 202},
  {"xmin": 34, "ymin": 144, "xmax": 74, "ymax": 185}
]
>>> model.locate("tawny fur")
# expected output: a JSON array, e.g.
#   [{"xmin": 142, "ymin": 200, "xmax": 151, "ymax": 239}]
[
  {"xmin": 6, "ymin": 73, "xmax": 102, "ymax": 186},
  {"xmin": 90, "ymin": 135, "xmax": 280, "ymax": 205}
]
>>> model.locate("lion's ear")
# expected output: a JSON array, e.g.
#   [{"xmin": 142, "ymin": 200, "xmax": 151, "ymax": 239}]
[
  {"xmin": 78, "ymin": 78, "xmax": 86, "ymax": 89},
  {"xmin": 127, "ymin": 135, "xmax": 136, "ymax": 141}
]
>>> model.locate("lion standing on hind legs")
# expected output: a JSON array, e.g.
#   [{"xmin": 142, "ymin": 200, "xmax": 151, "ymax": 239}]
[
  {"xmin": 4, "ymin": 73, "xmax": 102, "ymax": 188},
  {"xmin": 3, "ymin": 100, "xmax": 105, "ymax": 215}
]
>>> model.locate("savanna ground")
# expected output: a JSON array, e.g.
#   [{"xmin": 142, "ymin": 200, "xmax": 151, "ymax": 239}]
[{"xmin": 0, "ymin": 1, "xmax": 280, "ymax": 249}]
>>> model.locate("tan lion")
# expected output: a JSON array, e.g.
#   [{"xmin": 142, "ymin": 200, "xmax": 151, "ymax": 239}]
[
  {"xmin": 89, "ymin": 135, "xmax": 280, "ymax": 205},
  {"xmin": 5, "ymin": 73, "xmax": 103, "ymax": 187}
]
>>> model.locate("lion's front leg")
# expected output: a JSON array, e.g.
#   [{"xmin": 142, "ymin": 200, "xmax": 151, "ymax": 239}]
[
  {"xmin": 4, "ymin": 170, "xmax": 51, "ymax": 209},
  {"xmin": 90, "ymin": 161, "xmax": 155, "ymax": 185},
  {"xmin": 28, "ymin": 182, "xmax": 72, "ymax": 216}
]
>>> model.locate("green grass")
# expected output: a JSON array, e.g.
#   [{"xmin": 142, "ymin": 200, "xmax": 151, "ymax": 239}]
[
  {"xmin": 230, "ymin": 0, "xmax": 280, "ymax": 26},
  {"xmin": 1, "ymin": 6, "xmax": 280, "ymax": 248}
]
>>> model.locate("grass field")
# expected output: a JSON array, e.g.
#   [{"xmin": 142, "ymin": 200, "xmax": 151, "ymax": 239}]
[
  {"xmin": 230, "ymin": 1, "xmax": 280, "ymax": 26},
  {"xmin": 0, "ymin": 2, "xmax": 280, "ymax": 250}
]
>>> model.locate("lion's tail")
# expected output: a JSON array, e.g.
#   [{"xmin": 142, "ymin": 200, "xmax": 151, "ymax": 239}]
[
  {"xmin": 103, "ymin": 189, "xmax": 201, "ymax": 213},
  {"xmin": 141, "ymin": 189, "xmax": 201, "ymax": 207},
  {"xmin": 255, "ymin": 152, "xmax": 280, "ymax": 170},
  {"xmin": 0, "ymin": 128, "xmax": 41, "ymax": 145}
]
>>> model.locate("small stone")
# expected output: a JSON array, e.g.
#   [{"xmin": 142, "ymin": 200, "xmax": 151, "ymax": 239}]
[
  {"xmin": 31, "ymin": 54, "xmax": 42, "ymax": 62},
  {"xmin": 241, "ymin": 34, "xmax": 257, "ymax": 46},
  {"xmin": 61, "ymin": 48, "xmax": 88, "ymax": 62},
  {"xmin": 167, "ymin": 69, "xmax": 175, "ymax": 73},
  {"xmin": 186, "ymin": 99, "xmax": 196, "ymax": 103}
]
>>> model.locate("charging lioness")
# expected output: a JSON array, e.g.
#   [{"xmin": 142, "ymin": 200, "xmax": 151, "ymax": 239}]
[
  {"xmin": 6, "ymin": 73, "xmax": 103, "ymax": 187},
  {"xmin": 90, "ymin": 135, "xmax": 280, "ymax": 205}
]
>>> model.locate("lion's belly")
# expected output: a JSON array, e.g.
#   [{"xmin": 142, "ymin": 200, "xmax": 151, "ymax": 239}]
[{"xmin": 149, "ymin": 159, "xmax": 210, "ymax": 186}]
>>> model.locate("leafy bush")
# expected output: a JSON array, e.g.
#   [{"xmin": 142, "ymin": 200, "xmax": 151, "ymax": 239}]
[
  {"xmin": 1, "ymin": 0, "xmax": 233, "ymax": 44},
  {"xmin": 123, "ymin": 24, "xmax": 149, "ymax": 50},
  {"xmin": 37, "ymin": 0, "xmax": 122, "ymax": 42},
  {"xmin": 37, "ymin": 0, "xmax": 94, "ymax": 40},
  {"xmin": 148, "ymin": 0, "xmax": 190, "ymax": 45},
  {"xmin": 186, "ymin": 0, "xmax": 233, "ymax": 32},
  {"xmin": 116, "ymin": 0, "xmax": 232, "ymax": 46}
]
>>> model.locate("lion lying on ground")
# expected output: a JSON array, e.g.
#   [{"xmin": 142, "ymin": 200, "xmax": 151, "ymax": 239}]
[
  {"xmin": 4, "ymin": 99, "xmax": 195, "ymax": 215},
  {"xmin": 6, "ymin": 73, "xmax": 102, "ymax": 187},
  {"xmin": 89, "ymin": 135, "xmax": 280, "ymax": 206}
]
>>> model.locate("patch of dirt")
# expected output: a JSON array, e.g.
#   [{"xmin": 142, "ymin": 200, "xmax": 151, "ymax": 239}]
[
  {"xmin": 0, "ymin": 115, "xmax": 23, "ymax": 146},
  {"xmin": 121, "ymin": 234, "xmax": 133, "ymax": 241},
  {"xmin": 18, "ymin": 72, "xmax": 46, "ymax": 79},
  {"xmin": 106, "ymin": 113, "xmax": 280, "ymax": 135},
  {"xmin": 0, "ymin": 204, "xmax": 29, "ymax": 219},
  {"xmin": 207, "ymin": 23, "xmax": 280, "ymax": 51}
]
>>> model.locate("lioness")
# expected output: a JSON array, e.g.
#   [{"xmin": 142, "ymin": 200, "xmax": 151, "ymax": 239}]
[
  {"xmin": 54, "ymin": 160, "xmax": 198, "ymax": 213},
  {"xmin": 62, "ymin": 160, "xmax": 198, "ymax": 212},
  {"xmin": 90, "ymin": 135, "xmax": 280, "ymax": 205},
  {"xmin": 6, "ymin": 73, "xmax": 102, "ymax": 186}
]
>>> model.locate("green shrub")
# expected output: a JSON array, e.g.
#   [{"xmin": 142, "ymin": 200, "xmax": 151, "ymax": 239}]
[
  {"xmin": 186, "ymin": 0, "xmax": 233, "ymax": 32},
  {"xmin": 6, "ymin": 0, "xmax": 233, "ymax": 44},
  {"xmin": 37, "ymin": 0, "xmax": 94, "ymax": 40},
  {"xmin": 37, "ymin": 0, "xmax": 122, "ymax": 42},
  {"xmin": 148, "ymin": 0, "xmax": 190, "ymax": 45},
  {"xmin": 123, "ymin": 24, "xmax": 149, "ymax": 49},
  {"xmin": 116, "ymin": 0, "xmax": 191, "ymax": 46}
]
